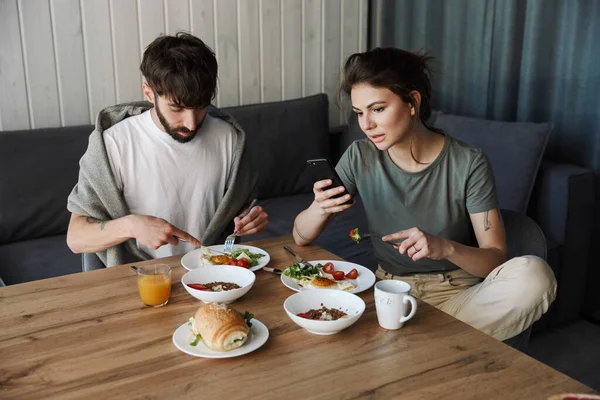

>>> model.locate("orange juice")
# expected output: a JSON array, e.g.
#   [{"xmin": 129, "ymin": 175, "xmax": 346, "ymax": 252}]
[{"xmin": 137, "ymin": 274, "xmax": 172, "ymax": 306}]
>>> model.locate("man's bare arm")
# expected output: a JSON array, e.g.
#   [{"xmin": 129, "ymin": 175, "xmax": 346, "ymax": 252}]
[
  {"xmin": 66, "ymin": 213, "xmax": 134, "ymax": 254},
  {"xmin": 67, "ymin": 213, "xmax": 201, "ymax": 254}
]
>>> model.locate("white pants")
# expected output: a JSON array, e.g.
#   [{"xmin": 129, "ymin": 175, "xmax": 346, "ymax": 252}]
[{"xmin": 376, "ymin": 256, "xmax": 557, "ymax": 341}]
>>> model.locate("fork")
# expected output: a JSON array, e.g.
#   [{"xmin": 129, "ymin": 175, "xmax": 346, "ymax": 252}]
[
  {"xmin": 353, "ymin": 232, "xmax": 399, "ymax": 246},
  {"xmin": 223, "ymin": 199, "xmax": 258, "ymax": 252}
]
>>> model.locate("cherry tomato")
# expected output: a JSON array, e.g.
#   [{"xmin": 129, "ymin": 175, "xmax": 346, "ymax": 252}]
[
  {"xmin": 345, "ymin": 268, "xmax": 358, "ymax": 279},
  {"xmin": 332, "ymin": 270, "xmax": 345, "ymax": 281},
  {"xmin": 322, "ymin": 262, "xmax": 335, "ymax": 274},
  {"xmin": 187, "ymin": 283, "xmax": 211, "ymax": 291},
  {"xmin": 297, "ymin": 313, "xmax": 310, "ymax": 319},
  {"xmin": 227, "ymin": 258, "xmax": 237, "ymax": 265},
  {"xmin": 236, "ymin": 258, "xmax": 250, "ymax": 268}
]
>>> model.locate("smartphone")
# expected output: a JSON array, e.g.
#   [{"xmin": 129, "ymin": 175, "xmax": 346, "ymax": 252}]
[{"xmin": 306, "ymin": 158, "xmax": 353, "ymax": 205}]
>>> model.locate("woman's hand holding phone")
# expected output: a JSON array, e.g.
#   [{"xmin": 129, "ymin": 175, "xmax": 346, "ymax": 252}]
[{"xmin": 313, "ymin": 179, "xmax": 354, "ymax": 215}]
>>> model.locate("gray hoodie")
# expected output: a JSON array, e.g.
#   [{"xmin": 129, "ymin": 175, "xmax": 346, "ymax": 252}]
[{"xmin": 67, "ymin": 101, "xmax": 257, "ymax": 270}]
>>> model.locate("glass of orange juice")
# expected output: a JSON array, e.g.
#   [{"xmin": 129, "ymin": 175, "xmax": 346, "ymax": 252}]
[{"xmin": 135, "ymin": 264, "xmax": 172, "ymax": 307}]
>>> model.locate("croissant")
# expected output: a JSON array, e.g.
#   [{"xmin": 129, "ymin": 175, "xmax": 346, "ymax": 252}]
[{"xmin": 194, "ymin": 303, "xmax": 249, "ymax": 351}]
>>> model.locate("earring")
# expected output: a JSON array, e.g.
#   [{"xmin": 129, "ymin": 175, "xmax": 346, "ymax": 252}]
[{"xmin": 410, "ymin": 108, "xmax": 415, "ymax": 116}]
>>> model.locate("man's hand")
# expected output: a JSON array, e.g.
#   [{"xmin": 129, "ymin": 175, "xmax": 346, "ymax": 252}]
[
  {"xmin": 382, "ymin": 227, "xmax": 453, "ymax": 262},
  {"xmin": 130, "ymin": 215, "xmax": 200, "ymax": 250},
  {"xmin": 233, "ymin": 205, "xmax": 268, "ymax": 236}
]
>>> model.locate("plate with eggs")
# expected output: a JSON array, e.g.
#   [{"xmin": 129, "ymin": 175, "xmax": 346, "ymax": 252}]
[
  {"xmin": 281, "ymin": 260, "xmax": 376, "ymax": 294},
  {"xmin": 181, "ymin": 245, "xmax": 270, "ymax": 272}
]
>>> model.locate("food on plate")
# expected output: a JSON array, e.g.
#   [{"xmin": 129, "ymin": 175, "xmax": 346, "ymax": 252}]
[
  {"xmin": 227, "ymin": 257, "xmax": 251, "ymax": 268},
  {"xmin": 297, "ymin": 306, "xmax": 348, "ymax": 321},
  {"xmin": 299, "ymin": 276, "xmax": 355, "ymax": 291},
  {"xmin": 284, "ymin": 261, "xmax": 359, "ymax": 290},
  {"xmin": 229, "ymin": 249, "xmax": 265, "ymax": 267},
  {"xmin": 322, "ymin": 262, "xmax": 335, "ymax": 274},
  {"xmin": 187, "ymin": 303, "xmax": 254, "ymax": 351},
  {"xmin": 310, "ymin": 277, "xmax": 339, "ymax": 287},
  {"xmin": 198, "ymin": 246, "xmax": 219, "ymax": 266},
  {"xmin": 198, "ymin": 246, "xmax": 264, "ymax": 268},
  {"xmin": 187, "ymin": 282, "xmax": 242, "ymax": 292},
  {"xmin": 345, "ymin": 268, "xmax": 358, "ymax": 279},
  {"xmin": 349, "ymin": 228, "xmax": 362, "ymax": 243},
  {"xmin": 547, "ymin": 394, "xmax": 600, "ymax": 400},
  {"xmin": 209, "ymin": 255, "xmax": 230, "ymax": 265},
  {"xmin": 332, "ymin": 270, "xmax": 345, "ymax": 280},
  {"xmin": 282, "ymin": 263, "xmax": 322, "ymax": 280}
]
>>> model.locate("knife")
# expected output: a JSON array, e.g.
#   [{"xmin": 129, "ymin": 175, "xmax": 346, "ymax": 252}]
[
  {"xmin": 262, "ymin": 266, "xmax": 283, "ymax": 275},
  {"xmin": 283, "ymin": 245, "xmax": 315, "ymax": 269}
]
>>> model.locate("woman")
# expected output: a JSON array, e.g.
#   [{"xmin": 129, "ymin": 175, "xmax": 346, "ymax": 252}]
[{"xmin": 293, "ymin": 48, "xmax": 556, "ymax": 341}]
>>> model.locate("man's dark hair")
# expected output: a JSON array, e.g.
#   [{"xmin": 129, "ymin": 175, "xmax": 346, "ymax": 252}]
[{"xmin": 140, "ymin": 32, "xmax": 217, "ymax": 108}]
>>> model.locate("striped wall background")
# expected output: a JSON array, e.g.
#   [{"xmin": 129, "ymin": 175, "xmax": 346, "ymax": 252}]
[{"xmin": 0, "ymin": 0, "xmax": 368, "ymax": 131}]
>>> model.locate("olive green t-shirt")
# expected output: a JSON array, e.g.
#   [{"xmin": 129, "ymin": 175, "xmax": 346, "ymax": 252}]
[{"xmin": 336, "ymin": 135, "xmax": 498, "ymax": 275}]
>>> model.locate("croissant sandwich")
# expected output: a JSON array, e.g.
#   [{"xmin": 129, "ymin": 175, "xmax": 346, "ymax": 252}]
[{"xmin": 190, "ymin": 303, "xmax": 250, "ymax": 352}]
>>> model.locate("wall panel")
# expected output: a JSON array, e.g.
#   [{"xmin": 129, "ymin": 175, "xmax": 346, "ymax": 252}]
[
  {"xmin": 81, "ymin": 0, "xmax": 116, "ymax": 122},
  {"xmin": 260, "ymin": 0, "xmax": 282, "ymax": 102},
  {"xmin": 238, "ymin": 0, "xmax": 261, "ymax": 105},
  {"xmin": 282, "ymin": 0, "xmax": 302, "ymax": 100},
  {"xmin": 0, "ymin": 0, "xmax": 30, "ymax": 130},
  {"xmin": 111, "ymin": 0, "xmax": 142, "ymax": 103},
  {"xmin": 20, "ymin": 0, "xmax": 60, "ymax": 128},
  {"xmin": 0, "ymin": 0, "xmax": 368, "ymax": 129},
  {"xmin": 50, "ymin": 0, "xmax": 89, "ymax": 126}
]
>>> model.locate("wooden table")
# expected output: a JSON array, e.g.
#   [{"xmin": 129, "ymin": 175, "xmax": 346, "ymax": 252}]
[{"xmin": 0, "ymin": 235, "xmax": 595, "ymax": 399}]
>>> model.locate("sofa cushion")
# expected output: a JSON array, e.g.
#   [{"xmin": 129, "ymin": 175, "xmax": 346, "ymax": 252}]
[
  {"xmin": 222, "ymin": 94, "xmax": 329, "ymax": 199},
  {"xmin": 0, "ymin": 234, "xmax": 81, "ymax": 285},
  {"xmin": 432, "ymin": 114, "xmax": 552, "ymax": 213},
  {"xmin": 243, "ymin": 194, "xmax": 377, "ymax": 271},
  {"xmin": 0, "ymin": 125, "xmax": 93, "ymax": 244}
]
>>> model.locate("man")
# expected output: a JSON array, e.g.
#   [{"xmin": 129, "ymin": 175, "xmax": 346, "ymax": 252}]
[{"xmin": 67, "ymin": 32, "xmax": 267, "ymax": 269}]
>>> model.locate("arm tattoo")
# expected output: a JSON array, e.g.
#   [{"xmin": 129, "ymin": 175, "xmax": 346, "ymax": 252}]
[
  {"xmin": 86, "ymin": 217, "xmax": 107, "ymax": 231},
  {"xmin": 484, "ymin": 211, "xmax": 491, "ymax": 231}
]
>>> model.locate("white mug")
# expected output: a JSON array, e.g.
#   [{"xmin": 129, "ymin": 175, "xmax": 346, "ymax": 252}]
[{"xmin": 374, "ymin": 280, "xmax": 417, "ymax": 330}]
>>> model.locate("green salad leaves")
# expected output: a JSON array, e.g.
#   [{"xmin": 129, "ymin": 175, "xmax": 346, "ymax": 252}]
[
  {"xmin": 190, "ymin": 334, "xmax": 202, "ymax": 346},
  {"xmin": 240, "ymin": 311, "xmax": 254, "ymax": 327},
  {"xmin": 282, "ymin": 263, "xmax": 322, "ymax": 280},
  {"xmin": 229, "ymin": 249, "xmax": 265, "ymax": 267}
]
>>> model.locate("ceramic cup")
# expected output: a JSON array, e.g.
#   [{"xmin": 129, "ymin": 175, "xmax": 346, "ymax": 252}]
[{"xmin": 374, "ymin": 280, "xmax": 417, "ymax": 330}]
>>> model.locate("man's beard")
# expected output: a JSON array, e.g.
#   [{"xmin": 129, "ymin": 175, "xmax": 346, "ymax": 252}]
[{"xmin": 155, "ymin": 103, "xmax": 201, "ymax": 143}]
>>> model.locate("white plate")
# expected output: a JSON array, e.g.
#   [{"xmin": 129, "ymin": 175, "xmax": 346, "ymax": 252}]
[
  {"xmin": 280, "ymin": 260, "xmax": 376, "ymax": 294},
  {"xmin": 172, "ymin": 318, "xmax": 269, "ymax": 358},
  {"xmin": 181, "ymin": 245, "xmax": 270, "ymax": 272}
]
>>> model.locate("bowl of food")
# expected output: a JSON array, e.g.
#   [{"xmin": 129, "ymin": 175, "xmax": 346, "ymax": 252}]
[
  {"xmin": 182, "ymin": 265, "xmax": 255, "ymax": 304},
  {"xmin": 283, "ymin": 289, "xmax": 366, "ymax": 335}
]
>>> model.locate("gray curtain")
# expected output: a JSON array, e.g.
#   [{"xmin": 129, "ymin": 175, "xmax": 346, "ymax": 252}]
[
  {"xmin": 370, "ymin": 0, "xmax": 600, "ymax": 318},
  {"xmin": 371, "ymin": 0, "xmax": 600, "ymax": 171}
]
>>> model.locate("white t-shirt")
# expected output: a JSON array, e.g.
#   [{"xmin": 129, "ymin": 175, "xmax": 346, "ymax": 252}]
[{"xmin": 104, "ymin": 110, "xmax": 238, "ymax": 259}]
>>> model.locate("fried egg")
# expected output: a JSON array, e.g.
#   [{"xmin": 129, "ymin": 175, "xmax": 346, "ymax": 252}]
[
  {"xmin": 299, "ymin": 276, "xmax": 355, "ymax": 291},
  {"xmin": 198, "ymin": 246, "xmax": 223, "ymax": 266}
]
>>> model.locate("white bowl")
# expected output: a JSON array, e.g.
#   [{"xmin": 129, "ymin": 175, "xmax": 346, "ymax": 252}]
[
  {"xmin": 181, "ymin": 266, "xmax": 255, "ymax": 304},
  {"xmin": 283, "ymin": 289, "xmax": 366, "ymax": 335}
]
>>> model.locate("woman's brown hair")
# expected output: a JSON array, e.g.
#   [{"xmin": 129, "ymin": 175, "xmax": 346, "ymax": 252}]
[{"xmin": 340, "ymin": 47, "xmax": 440, "ymax": 134}]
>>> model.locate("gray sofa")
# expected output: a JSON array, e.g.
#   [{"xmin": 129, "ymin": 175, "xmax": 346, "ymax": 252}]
[{"xmin": 0, "ymin": 94, "xmax": 595, "ymax": 331}]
